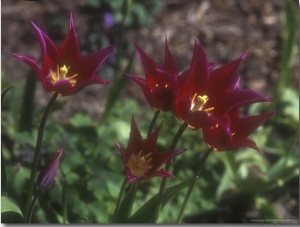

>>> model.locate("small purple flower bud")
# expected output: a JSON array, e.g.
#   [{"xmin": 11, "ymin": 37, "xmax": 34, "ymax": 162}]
[
  {"xmin": 37, "ymin": 149, "xmax": 63, "ymax": 190},
  {"xmin": 104, "ymin": 12, "xmax": 114, "ymax": 29}
]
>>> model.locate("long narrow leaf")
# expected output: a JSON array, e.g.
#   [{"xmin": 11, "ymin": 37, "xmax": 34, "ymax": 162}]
[
  {"xmin": 1, "ymin": 87, "xmax": 11, "ymax": 197},
  {"xmin": 278, "ymin": 0, "xmax": 298, "ymax": 93},
  {"xmin": 19, "ymin": 72, "xmax": 36, "ymax": 132},
  {"xmin": 1, "ymin": 87, "xmax": 12, "ymax": 105},
  {"xmin": 114, "ymin": 181, "xmax": 139, "ymax": 223},
  {"xmin": 1, "ymin": 150, "xmax": 7, "ymax": 196}
]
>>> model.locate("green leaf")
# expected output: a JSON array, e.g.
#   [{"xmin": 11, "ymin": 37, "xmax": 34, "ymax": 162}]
[
  {"xmin": 127, "ymin": 179, "xmax": 193, "ymax": 223},
  {"xmin": 1, "ymin": 150, "xmax": 7, "ymax": 196},
  {"xmin": 281, "ymin": 88, "xmax": 299, "ymax": 122},
  {"xmin": 19, "ymin": 72, "xmax": 36, "ymax": 132},
  {"xmin": 267, "ymin": 155, "xmax": 298, "ymax": 180},
  {"xmin": 1, "ymin": 87, "xmax": 12, "ymax": 106},
  {"xmin": 278, "ymin": 0, "xmax": 298, "ymax": 93},
  {"xmin": 114, "ymin": 181, "xmax": 139, "ymax": 223},
  {"xmin": 1, "ymin": 196, "xmax": 23, "ymax": 216}
]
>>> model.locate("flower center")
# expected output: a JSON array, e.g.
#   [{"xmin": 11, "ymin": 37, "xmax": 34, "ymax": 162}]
[
  {"xmin": 127, "ymin": 151, "xmax": 153, "ymax": 177},
  {"xmin": 50, "ymin": 65, "xmax": 78, "ymax": 86},
  {"xmin": 190, "ymin": 93, "xmax": 214, "ymax": 115}
]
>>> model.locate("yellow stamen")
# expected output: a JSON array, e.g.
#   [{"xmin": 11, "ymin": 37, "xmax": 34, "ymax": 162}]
[
  {"xmin": 49, "ymin": 64, "xmax": 78, "ymax": 86},
  {"xmin": 127, "ymin": 150, "xmax": 153, "ymax": 177},
  {"xmin": 154, "ymin": 84, "xmax": 169, "ymax": 89},
  {"xmin": 190, "ymin": 93, "xmax": 214, "ymax": 115}
]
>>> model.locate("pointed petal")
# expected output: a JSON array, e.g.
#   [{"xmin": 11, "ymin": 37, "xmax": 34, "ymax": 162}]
[
  {"xmin": 230, "ymin": 139, "xmax": 263, "ymax": 153},
  {"xmin": 232, "ymin": 111, "xmax": 276, "ymax": 139},
  {"xmin": 161, "ymin": 37, "xmax": 178, "ymax": 78},
  {"xmin": 152, "ymin": 149, "xmax": 186, "ymax": 169},
  {"xmin": 182, "ymin": 41, "xmax": 209, "ymax": 96},
  {"xmin": 11, "ymin": 53, "xmax": 41, "ymax": 79},
  {"xmin": 127, "ymin": 117, "xmax": 143, "ymax": 154},
  {"xmin": 136, "ymin": 44, "xmax": 167, "ymax": 89},
  {"xmin": 126, "ymin": 73, "xmax": 146, "ymax": 86},
  {"xmin": 146, "ymin": 168, "xmax": 175, "ymax": 179},
  {"xmin": 77, "ymin": 44, "xmax": 115, "ymax": 79},
  {"xmin": 59, "ymin": 13, "xmax": 80, "ymax": 60},
  {"xmin": 116, "ymin": 142, "xmax": 130, "ymax": 167},
  {"xmin": 209, "ymin": 51, "xmax": 247, "ymax": 92},
  {"xmin": 219, "ymin": 89, "xmax": 272, "ymax": 114},
  {"xmin": 30, "ymin": 21, "xmax": 60, "ymax": 66},
  {"xmin": 135, "ymin": 43, "xmax": 158, "ymax": 72},
  {"xmin": 126, "ymin": 73, "xmax": 156, "ymax": 108},
  {"xmin": 143, "ymin": 123, "xmax": 162, "ymax": 154}
]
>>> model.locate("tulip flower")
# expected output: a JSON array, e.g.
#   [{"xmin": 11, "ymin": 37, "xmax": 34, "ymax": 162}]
[
  {"xmin": 12, "ymin": 13, "xmax": 115, "ymax": 96},
  {"xmin": 174, "ymin": 41, "xmax": 272, "ymax": 130},
  {"xmin": 202, "ymin": 110, "xmax": 276, "ymax": 153},
  {"xmin": 126, "ymin": 38, "xmax": 179, "ymax": 111},
  {"xmin": 37, "ymin": 149, "xmax": 63, "ymax": 190},
  {"xmin": 116, "ymin": 117, "xmax": 186, "ymax": 183}
]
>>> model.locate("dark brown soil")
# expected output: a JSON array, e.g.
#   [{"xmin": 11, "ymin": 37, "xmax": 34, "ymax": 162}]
[{"xmin": 2, "ymin": 0, "xmax": 298, "ymax": 121}]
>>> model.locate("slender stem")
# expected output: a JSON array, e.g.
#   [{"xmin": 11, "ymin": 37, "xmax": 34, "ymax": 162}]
[
  {"xmin": 124, "ymin": 180, "xmax": 140, "ymax": 219},
  {"xmin": 116, "ymin": 180, "xmax": 140, "ymax": 222},
  {"xmin": 26, "ymin": 189, "xmax": 42, "ymax": 223},
  {"xmin": 59, "ymin": 165, "xmax": 68, "ymax": 224},
  {"xmin": 24, "ymin": 93, "xmax": 58, "ymax": 220},
  {"xmin": 176, "ymin": 147, "xmax": 213, "ymax": 223},
  {"xmin": 159, "ymin": 122, "xmax": 188, "ymax": 195},
  {"xmin": 169, "ymin": 122, "xmax": 189, "ymax": 151},
  {"xmin": 152, "ymin": 122, "xmax": 188, "ymax": 222},
  {"xmin": 147, "ymin": 110, "xmax": 160, "ymax": 137},
  {"xmin": 111, "ymin": 177, "xmax": 128, "ymax": 222}
]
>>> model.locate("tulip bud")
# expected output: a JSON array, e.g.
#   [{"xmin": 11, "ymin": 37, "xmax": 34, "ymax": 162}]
[{"xmin": 37, "ymin": 149, "xmax": 63, "ymax": 190}]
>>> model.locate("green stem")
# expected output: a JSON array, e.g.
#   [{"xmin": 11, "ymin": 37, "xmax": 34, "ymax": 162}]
[
  {"xmin": 59, "ymin": 165, "xmax": 68, "ymax": 224},
  {"xmin": 113, "ymin": 180, "xmax": 140, "ymax": 223},
  {"xmin": 147, "ymin": 110, "xmax": 160, "ymax": 137},
  {"xmin": 24, "ymin": 93, "xmax": 58, "ymax": 221},
  {"xmin": 170, "ymin": 122, "xmax": 189, "ymax": 151},
  {"xmin": 111, "ymin": 177, "xmax": 128, "ymax": 222},
  {"xmin": 159, "ymin": 122, "xmax": 188, "ymax": 194},
  {"xmin": 124, "ymin": 180, "xmax": 140, "ymax": 220},
  {"xmin": 176, "ymin": 147, "xmax": 213, "ymax": 223},
  {"xmin": 26, "ymin": 189, "xmax": 42, "ymax": 223},
  {"xmin": 153, "ymin": 122, "xmax": 188, "ymax": 222}
]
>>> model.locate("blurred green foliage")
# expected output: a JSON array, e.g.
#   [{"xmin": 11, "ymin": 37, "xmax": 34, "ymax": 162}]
[
  {"xmin": 87, "ymin": 0, "xmax": 163, "ymax": 27},
  {"xmin": 1, "ymin": 0, "xmax": 298, "ymax": 224}
]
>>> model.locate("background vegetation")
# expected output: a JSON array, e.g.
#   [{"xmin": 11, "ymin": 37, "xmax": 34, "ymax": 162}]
[{"xmin": 1, "ymin": 0, "xmax": 299, "ymax": 224}]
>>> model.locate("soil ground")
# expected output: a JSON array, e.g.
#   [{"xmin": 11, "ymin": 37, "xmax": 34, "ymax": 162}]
[{"xmin": 2, "ymin": 0, "xmax": 298, "ymax": 120}]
